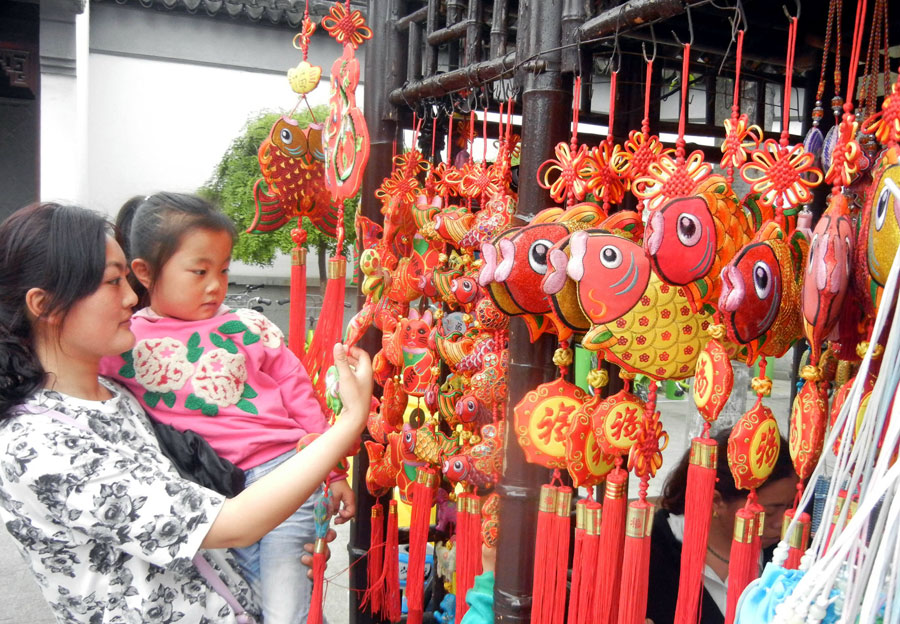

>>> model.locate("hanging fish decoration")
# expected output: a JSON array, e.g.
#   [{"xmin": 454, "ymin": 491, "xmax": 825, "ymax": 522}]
[
  {"xmin": 558, "ymin": 230, "xmax": 711, "ymax": 380},
  {"xmin": 719, "ymin": 222, "xmax": 809, "ymax": 364}
]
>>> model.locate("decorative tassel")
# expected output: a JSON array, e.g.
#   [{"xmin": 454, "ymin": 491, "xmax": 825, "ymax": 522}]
[
  {"xmin": 615, "ymin": 500, "xmax": 655, "ymax": 624},
  {"xmin": 674, "ymin": 436, "xmax": 718, "ymax": 624},
  {"xmin": 406, "ymin": 467, "xmax": 438, "ymax": 624},
  {"xmin": 288, "ymin": 235, "xmax": 307, "ymax": 357},
  {"xmin": 302, "ymin": 256, "xmax": 347, "ymax": 413},
  {"xmin": 782, "ymin": 509, "xmax": 811, "ymax": 569},
  {"xmin": 455, "ymin": 492, "xmax": 477, "ymax": 624},
  {"xmin": 467, "ymin": 494, "xmax": 483, "ymax": 577},
  {"xmin": 724, "ymin": 507, "xmax": 757, "ymax": 624},
  {"xmin": 531, "ymin": 484, "xmax": 559, "ymax": 624},
  {"xmin": 307, "ymin": 494, "xmax": 332, "ymax": 624},
  {"xmin": 361, "ymin": 503, "xmax": 384, "ymax": 615},
  {"xmin": 593, "ymin": 466, "xmax": 628, "ymax": 624},
  {"xmin": 572, "ymin": 499, "xmax": 602, "ymax": 624},
  {"xmin": 549, "ymin": 486, "xmax": 573, "ymax": 624},
  {"xmin": 566, "ymin": 499, "xmax": 588, "ymax": 624},
  {"xmin": 747, "ymin": 494, "xmax": 765, "ymax": 576},
  {"xmin": 385, "ymin": 500, "xmax": 402, "ymax": 622}
]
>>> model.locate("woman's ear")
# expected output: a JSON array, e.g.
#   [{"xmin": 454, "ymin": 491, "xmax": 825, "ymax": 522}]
[
  {"xmin": 25, "ymin": 288, "xmax": 49, "ymax": 321},
  {"xmin": 131, "ymin": 258, "xmax": 153, "ymax": 289}
]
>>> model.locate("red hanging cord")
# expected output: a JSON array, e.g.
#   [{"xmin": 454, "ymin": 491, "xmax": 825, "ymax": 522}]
[{"xmin": 676, "ymin": 44, "xmax": 691, "ymax": 163}]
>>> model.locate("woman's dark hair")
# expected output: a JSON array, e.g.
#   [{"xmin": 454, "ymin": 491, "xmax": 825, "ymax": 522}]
[
  {"xmin": 0, "ymin": 203, "xmax": 111, "ymax": 417},
  {"xmin": 660, "ymin": 426, "xmax": 795, "ymax": 514},
  {"xmin": 118, "ymin": 192, "xmax": 237, "ymax": 309}
]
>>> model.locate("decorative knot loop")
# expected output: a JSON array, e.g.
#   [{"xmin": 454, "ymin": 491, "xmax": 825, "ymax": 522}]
[
  {"xmin": 800, "ymin": 365, "xmax": 821, "ymax": 381},
  {"xmin": 708, "ymin": 324, "xmax": 726, "ymax": 340},
  {"xmin": 587, "ymin": 369, "xmax": 609, "ymax": 389},
  {"xmin": 553, "ymin": 347, "xmax": 574, "ymax": 367},
  {"xmin": 751, "ymin": 376, "xmax": 773, "ymax": 397}
]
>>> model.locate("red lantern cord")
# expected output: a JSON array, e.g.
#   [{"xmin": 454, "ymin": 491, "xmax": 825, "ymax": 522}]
[
  {"xmin": 676, "ymin": 45, "xmax": 690, "ymax": 163},
  {"xmin": 721, "ymin": 31, "xmax": 761, "ymax": 185},
  {"xmin": 385, "ymin": 501, "xmax": 401, "ymax": 622}
]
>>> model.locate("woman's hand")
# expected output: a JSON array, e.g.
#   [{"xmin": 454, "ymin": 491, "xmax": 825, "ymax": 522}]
[
  {"xmin": 333, "ymin": 343, "xmax": 373, "ymax": 430},
  {"xmin": 328, "ymin": 479, "xmax": 356, "ymax": 525},
  {"xmin": 301, "ymin": 528, "xmax": 337, "ymax": 577}
]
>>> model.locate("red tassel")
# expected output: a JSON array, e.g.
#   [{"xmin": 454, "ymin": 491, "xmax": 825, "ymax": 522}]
[
  {"xmin": 302, "ymin": 257, "xmax": 347, "ymax": 412},
  {"xmin": 593, "ymin": 467, "xmax": 628, "ymax": 624},
  {"xmin": 467, "ymin": 495, "xmax": 483, "ymax": 578},
  {"xmin": 288, "ymin": 243, "xmax": 307, "ymax": 357},
  {"xmin": 724, "ymin": 507, "xmax": 757, "ymax": 624},
  {"xmin": 549, "ymin": 486, "xmax": 573, "ymax": 624},
  {"xmin": 385, "ymin": 500, "xmax": 402, "ymax": 622},
  {"xmin": 782, "ymin": 509, "xmax": 810, "ymax": 570},
  {"xmin": 615, "ymin": 500, "xmax": 654, "ymax": 624},
  {"xmin": 674, "ymin": 437, "xmax": 718, "ymax": 624},
  {"xmin": 531, "ymin": 484, "xmax": 559, "ymax": 624},
  {"xmin": 406, "ymin": 467, "xmax": 438, "ymax": 624},
  {"xmin": 567, "ymin": 500, "xmax": 588, "ymax": 624},
  {"xmin": 307, "ymin": 537, "xmax": 327, "ymax": 624},
  {"xmin": 572, "ymin": 500, "xmax": 601, "ymax": 624},
  {"xmin": 361, "ymin": 504, "xmax": 384, "ymax": 615},
  {"xmin": 455, "ymin": 493, "xmax": 475, "ymax": 624}
]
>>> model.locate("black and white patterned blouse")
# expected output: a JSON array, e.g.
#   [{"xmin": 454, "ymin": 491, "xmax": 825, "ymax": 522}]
[{"xmin": 0, "ymin": 378, "xmax": 260, "ymax": 623}]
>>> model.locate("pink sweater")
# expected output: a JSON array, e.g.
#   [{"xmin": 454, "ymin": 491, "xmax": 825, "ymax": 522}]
[{"xmin": 100, "ymin": 306, "xmax": 332, "ymax": 472}]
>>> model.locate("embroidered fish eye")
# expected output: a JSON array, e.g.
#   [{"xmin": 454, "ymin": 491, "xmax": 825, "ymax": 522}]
[
  {"xmin": 875, "ymin": 185, "xmax": 890, "ymax": 231},
  {"xmin": 403, "ymin": 431, "xmax": 414, "ymax": 444},
  {"xmin": 676, "ymin": 213, "xmax": 702, "ymax": 247},
  {"xmin": 528, "ymin": 239, "xmax": 553, "ymax": 274},
  {"xmin": 599, "ymin": 244, "xmax": 623, "ymax": 269},
  {"xmin": 466, "ymin": 399, "xmax": 476, "ymax": 411},
  {"xmin": 753, "ymin": 261, "xmax": 773, "ymax": 300},
  {"xmin": 453, "ymin": 460, "xmax": 465, "ymax": 473},
  {"xmin": 280, "ymin": 128, "xmax": 294, "ymax": 144},
  {"xmin": 460, "ymin": 280, "xmax": 474, "ymax": 292},
  {"xmin": 807, "ymin": 234, "xmax": 818, "ymax": 275}
]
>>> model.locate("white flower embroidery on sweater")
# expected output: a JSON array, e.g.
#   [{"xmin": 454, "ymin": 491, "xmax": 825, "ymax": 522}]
[
  {"xmin": 192, "ymin": 349, "xmax": 248, "ymax": 407},
  {"xmin": 234, "ymin": 309, "xmax": 284, "ymax": 349},
  {"xmin": 133, "ymin": 337, "xmax": 195, "ymax": 393}
]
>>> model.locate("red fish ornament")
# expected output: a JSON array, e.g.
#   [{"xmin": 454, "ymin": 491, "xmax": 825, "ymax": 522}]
[
  {"xmin": 644, "ymin": 177, "xmax": 758, "ymax": 313},
  {"xmin": 801, "ymin": 193, "xmax": 855, "ymax": 363},
  {"xmin": 719, "ymin": 222, "xmax": 809, "ymax": 364}
]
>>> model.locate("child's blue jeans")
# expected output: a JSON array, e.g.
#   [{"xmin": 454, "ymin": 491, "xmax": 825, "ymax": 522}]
[{"xmin": 232, "ymin": 450, "xmax": 327, "ymax": 624}]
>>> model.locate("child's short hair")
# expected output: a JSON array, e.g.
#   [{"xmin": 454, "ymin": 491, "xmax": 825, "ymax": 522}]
[{"xmin": 117, "ymin": 192, "xmax": 237, "ymax": 308}]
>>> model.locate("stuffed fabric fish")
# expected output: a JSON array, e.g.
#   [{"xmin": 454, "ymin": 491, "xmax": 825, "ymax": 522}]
[
  {"xmin": 560, "ymin": 230, "xmax": 712, "ymax": 380},
  {"xmin": 719, "ymin": 222, "xmax": 809, "ymax": 364},
  {"xmin": 644, "ymin": 176, "xmax": 762, "ymax": 313},
  {"xmin": 867, "ymin": 158, "xmax": 900, "ymax": 309},
  {"xmin": 250, "ymin": 117, "xmax": 338, "ymax": 235},
  {"xmin": 801, "ymin": 193, "xmax": 854, "ymax": 363},
  {"xmin": 479, "ymin": 203, "xmax": 605, "ymax": 341}
]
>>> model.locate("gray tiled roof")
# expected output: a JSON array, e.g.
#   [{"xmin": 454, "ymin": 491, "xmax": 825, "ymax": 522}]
[{"xmin": 100, "ymin": 0, "xmax": 367, "ymax": 28}]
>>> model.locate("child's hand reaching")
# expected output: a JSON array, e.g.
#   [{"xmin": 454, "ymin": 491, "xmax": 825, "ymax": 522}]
[
  {"xmin": 328, "ymin": 479, "xmax": 357, "ymax": 525},
  {"xmin": 332, "ymin": 342, "xmax": 373, "ymax": 430}
]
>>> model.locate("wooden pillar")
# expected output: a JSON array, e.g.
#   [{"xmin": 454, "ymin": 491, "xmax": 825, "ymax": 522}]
[{"xmin": 494, "ymin": 1, "xmax": 570, "ymax": 622}]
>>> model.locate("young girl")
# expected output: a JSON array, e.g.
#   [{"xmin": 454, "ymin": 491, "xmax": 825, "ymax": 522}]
[
  {"xmin": 0, "ymin": 202, "xmax": 372, "ymax": 623},
  {"xmin": 100, "ymin": 192, "xmax": 355, "ymax": 624}
]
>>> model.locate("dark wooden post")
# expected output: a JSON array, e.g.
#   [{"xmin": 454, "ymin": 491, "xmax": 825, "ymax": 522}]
[{"xmin": 494, "ymin": 1, "xmax": 570, "ymax": 622}]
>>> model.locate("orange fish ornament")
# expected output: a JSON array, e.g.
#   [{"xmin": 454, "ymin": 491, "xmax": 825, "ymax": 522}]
[
  {"xmin": 559, "ymin": 230, "xmax": 711, "ymax": 380},
  {"xmin": 249, "ymin": 117, "xmax": 338, "ymax": 235}
]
